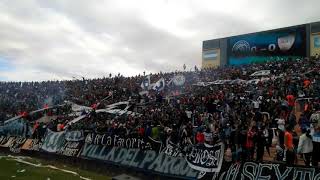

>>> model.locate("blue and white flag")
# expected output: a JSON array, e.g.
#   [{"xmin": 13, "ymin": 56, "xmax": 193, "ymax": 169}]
[
  {"xmin": 173, "ymin": 75, "xmax": 185, "ymax": 86},
  {"xmin": 167, "ymin": 77, "xmax": 174, "ymax": 87},
  {"xmin": 140, "ymin": 75, "xmax": 150, "ymax": 90},
  {"xmin": 152, "ymin": 78, "xmax": 165, "ymax": 91}
]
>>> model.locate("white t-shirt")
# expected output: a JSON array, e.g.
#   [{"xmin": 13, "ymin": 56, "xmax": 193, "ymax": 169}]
[
  {"xmin": 252, "ymin": 101, "xmax": 259, "ymax": 109},
  {"xmin": 185, "ymin": 111, "xmax": 192, "ymax": 119},
  {"xmin": 276, "ymin": 118, "xmax": 285, "ymax": 131}
]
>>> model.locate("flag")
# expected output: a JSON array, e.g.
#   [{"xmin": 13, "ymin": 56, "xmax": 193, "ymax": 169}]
[
  {"xmin": 167, "ymin": 77, "xmax": 174, "ymax": 86},
  {"xmin": 173, "ymin": 75, "xmax": 186, "ymax": 86},
  {"xmin": 153, "ymin": 78, "xmax": 165, "ymax": 91},
  {"xmin": 140, "ymin": 75, "xmax": 150, "ymax": 90}
]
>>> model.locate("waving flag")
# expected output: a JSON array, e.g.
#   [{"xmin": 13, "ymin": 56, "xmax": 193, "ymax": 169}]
[
  {"xmin": 140, "ymin": 75, "xmax": 150, "ymax": 90},
  {"xmin": 173, "ymin": 75, "xmax": 186, "ymax": 86},
  {"xmin": 153, "ymin": 78, "xmax": 165, "ymax": 91}
]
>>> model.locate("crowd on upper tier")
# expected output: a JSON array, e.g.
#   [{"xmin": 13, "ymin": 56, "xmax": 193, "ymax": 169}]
[{"xmin": 1, "ymin": 57, "xmax": 320, "ymax": 166}]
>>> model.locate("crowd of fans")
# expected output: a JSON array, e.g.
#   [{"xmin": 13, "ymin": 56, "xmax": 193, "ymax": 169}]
[
  {"xmin": 0, "ymin": 81, "xmax": 65, "ymax": 120},
  {"xmin": 1, "ymin": 57, "xmax": 320, "ymax": 167}
]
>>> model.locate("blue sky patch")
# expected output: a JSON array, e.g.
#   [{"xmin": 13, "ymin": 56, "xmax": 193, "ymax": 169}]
[
  {"xmin": 0, "ymin": 57, "xmax": 14, "ymax": 81},
  {"xmin": 0, "ymin": 57, "xmax": 14, "ymax": 71}
]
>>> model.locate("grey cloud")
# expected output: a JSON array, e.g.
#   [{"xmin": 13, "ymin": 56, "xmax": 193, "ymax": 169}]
[
  {"xmin": 0, "ymin": 0, "xmax": 319, "ymax": 81},
  {"xmin": 36, "ymin": 1, "xmax": 197, "ymax": 70}
]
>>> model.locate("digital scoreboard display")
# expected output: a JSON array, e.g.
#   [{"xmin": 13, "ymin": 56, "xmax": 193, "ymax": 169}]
[{"xmin": 228, "ymin": 26, "xmax": 306, "ymax": 65}]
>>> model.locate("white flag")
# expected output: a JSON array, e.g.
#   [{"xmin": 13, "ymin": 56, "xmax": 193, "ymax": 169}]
[
  {"xmin": 173, "ymin": 75, "xmax": 185, "ymax": 86},
  {"xmin": 140, "ymin": 75, "xmax": 150, "ymax": 89},
  {"xmin": 152, "ymin": 78, "xmax": 165, "ymax": 91}
]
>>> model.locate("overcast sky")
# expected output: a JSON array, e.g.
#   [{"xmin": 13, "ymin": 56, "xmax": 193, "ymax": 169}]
[{"xmin": 0, "ymin": 0, "xmax": 319, "ymax": 81}]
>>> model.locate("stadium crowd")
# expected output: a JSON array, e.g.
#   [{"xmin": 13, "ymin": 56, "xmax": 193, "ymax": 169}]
[{"xmin": 1, "ymin": 57, "xmax": 320, "ymax": 167}]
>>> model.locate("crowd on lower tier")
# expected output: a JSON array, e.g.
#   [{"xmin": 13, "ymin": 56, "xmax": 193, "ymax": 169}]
[{"xmin": 1, "ymin": 57, "xmax": 320, "ymax": 167}]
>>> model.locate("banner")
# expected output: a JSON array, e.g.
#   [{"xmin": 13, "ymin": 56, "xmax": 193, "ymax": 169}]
[
  {"xmin": 41, "ymin": 129, "xmax": 65, "ymax": 153},
  {"xmin": 57, "ymin": 141, "xmax": 83, "ymax": 157},
  {"xmin": 1, "ymin": 119, "xmax": 32, "ymax": 137},
  {"xmin": 0, "ymin": 136, "xmax": 11, "ymax": 147},
  {"xmin": 85, "ymin": 133, "xmax": 162, "ymax": 151},
  {"xmin": 161, "ymin": 142, "xmax": 183, "ymax": 157},
  {"xmin": 65, "ymin": 130, "xmax": 84, "ymax": 141},
  {"xmin": 21, "ymin": 139, "xmax": 42, "ymax": 151},
  {"xmin": 2, "ymin": 133, "xmax": 320, "ymax": 180},
  {"xmin": 8, "ymin": 137, "xmax": 27, "ymax": 153},
  {"xmin": 80, "ymin": 144, "xmax": 200, "ymax": 179},
  {"xmin": 186, "ymin": 143, "xmax": 224, "ymax": 173},
  {"xmin": 213, "ymin": 161, "xmax": 320, "ymax": 180},
  {"xmin": 56, "ymin": 130, "xmax": 85, "ymax": 157},
  {"xmin": 161, "ymin": 142, "xmax": 225, "ymax": 173}
]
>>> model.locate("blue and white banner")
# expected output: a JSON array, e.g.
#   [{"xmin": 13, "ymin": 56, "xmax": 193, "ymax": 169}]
[
  {"xmin": 41, "ymin": 129, "xmax": 66, "ymax": 153},
  {"xmin": 80, "ymin": 145, "xmax": 200, "ymax": 179},
  {"xmin": 65, "ymin": 130, "xmax": 84, "ymax": 141},
  {"xmin": 1, "ymin": 118, "xmax": 32, "ymax": 137}
]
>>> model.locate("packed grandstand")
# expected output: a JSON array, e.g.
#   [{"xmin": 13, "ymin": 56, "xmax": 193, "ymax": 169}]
[{"xmin": 0, "ymin": 57, "xmax": 320, "ymax": 179}]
